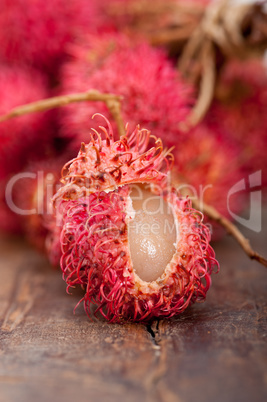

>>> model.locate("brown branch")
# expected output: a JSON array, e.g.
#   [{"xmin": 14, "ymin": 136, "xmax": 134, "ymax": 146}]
[
  {"xmin": 192, "ymin": 197, "xmax": 267, "ymax": 269},
  {"xmin": 185, "ymin": 40, "xmax": 216, "ymax": 127},
  {"xmin": 178, "ymin": 26, "xmax": 204, "ymax": 76},
  {"xmin": 178, "ymin": 0, "xmax": 267, "ymax": 127},
  {"xmin": 0, "ymin": 90, "xmax": 126, "ymax": 137}
]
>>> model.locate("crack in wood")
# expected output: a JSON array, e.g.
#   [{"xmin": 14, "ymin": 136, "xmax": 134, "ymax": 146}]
[
  {"xmin": 145, "ymin": 320, "xmax": 180, "ymax": 402},
  {"xmin": 146, "ymin": 319, "xmax": 161, "ymax": 349}
]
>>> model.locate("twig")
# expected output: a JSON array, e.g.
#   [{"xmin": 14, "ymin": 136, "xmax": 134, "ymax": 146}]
[
  {"xmin": 0, "ymin": 90, "xmax": 126, "ymax": 137},
  {"xmin": 192, "ymin": 197, "xmax": 267, "ymax": 269},
  {"xmin": 186, "ymin": 39, "xmax": 216, "ymax": 127},
  {"xmin": 181, "ymin": 0, "xmax": 267, "ymax": 127}
]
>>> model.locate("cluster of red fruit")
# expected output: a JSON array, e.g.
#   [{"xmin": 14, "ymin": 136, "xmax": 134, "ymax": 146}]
[{"xmin": 0, "ymin": 0, "xmax": 265, "ymax": 322}]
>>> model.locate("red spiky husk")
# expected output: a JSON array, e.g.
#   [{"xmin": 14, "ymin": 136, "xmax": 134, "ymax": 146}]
[
  {"xmin": 59, "ymin": 185, "xmax": 218, "ymax": 323},
  {"xmin": 56, "ymin": 116, "xmax": 174, "ymax": 199}
]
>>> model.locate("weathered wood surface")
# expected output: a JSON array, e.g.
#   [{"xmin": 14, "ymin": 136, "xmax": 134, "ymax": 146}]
[{"xmin": 0, "ymin": 213, "xmax": 266, "ymax": 402}]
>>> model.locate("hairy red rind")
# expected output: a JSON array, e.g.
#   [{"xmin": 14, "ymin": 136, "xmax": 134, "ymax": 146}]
[
  {"xmin": 55, "ymin": 117, "xmax": 174, "ymax": 201},
  {"xmin": 59, "ymin": 186, "xmax": 218, "ymax": 323}
]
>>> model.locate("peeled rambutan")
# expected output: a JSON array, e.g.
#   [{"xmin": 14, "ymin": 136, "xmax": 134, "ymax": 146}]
[
  {"xmin": 0, "ymin": 0, "xmax": 96, "ymax": 74},
  {"xmin": 53, "ymin": 116, "xmax": 219, "ymax": 323},
  {"xmin": 59, "ymin": 32, "xmax": 193, "ymax": 151},
  {"xmin": 0, "ymin": 65, "xmax": 52, "ymax": 181}
]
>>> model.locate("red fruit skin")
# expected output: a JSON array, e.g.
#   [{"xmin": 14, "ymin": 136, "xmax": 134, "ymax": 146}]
[
  {"xmin": 59, "ymin": 32, "xmax": 193, "ymax": 151},
  {"xmin": 207, "ymin": 59, "xmax": 267, "ymax": 188},
  {"xmin": 58, "ymin": 186, "xmax": 218, "ymax": 323},
  {"xmin": 0, "ymin": 0, "xmax": 96, "ymax": 74},
  {"xmin": 56, "ymin": 121, "xmax": 172, "ymax": 199},
  {"xmin": 0, "ymin": 65, "xmax": 52, "ymax": 181}
]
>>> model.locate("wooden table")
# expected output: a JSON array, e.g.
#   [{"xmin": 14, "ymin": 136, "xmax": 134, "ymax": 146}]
[{"xmin": 0, "ymin": 213, "xmax": 266, "ymax": 402}]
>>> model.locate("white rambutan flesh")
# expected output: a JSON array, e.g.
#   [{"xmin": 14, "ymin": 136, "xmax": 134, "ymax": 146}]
[{"xmin": 128, "ymin": 185, "xmax": 176, "ymax": 282}]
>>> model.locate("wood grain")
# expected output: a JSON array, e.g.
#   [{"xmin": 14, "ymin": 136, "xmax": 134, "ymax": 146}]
[{"xmin": 0, "ymin": 209, "xmax": 266, "ymax": 402}]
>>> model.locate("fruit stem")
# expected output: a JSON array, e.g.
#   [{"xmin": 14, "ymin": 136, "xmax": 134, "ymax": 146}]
[{"xmin": 0, "ymin": 90, "xmax": 126, "ymax": 137}]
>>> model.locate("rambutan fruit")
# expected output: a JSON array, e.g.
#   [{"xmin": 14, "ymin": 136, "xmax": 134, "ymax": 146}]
[
  {"xmin": 59, "ymin": 32, "xmax": 193, "ymax": 151},
  {"xmin": 0, "ymin": 65, "xmax": 52, "ymax": 181},
  {"xmin": 53, "ymin": 116, "xmax": 219, "ymax": 323},
  {"xmin": 207, "ymin": 59, "xmax": 267, "ymax": 188},
  {"xmin": 0, "ymin": 0, "xmax": 96, "ymax": 75}
]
